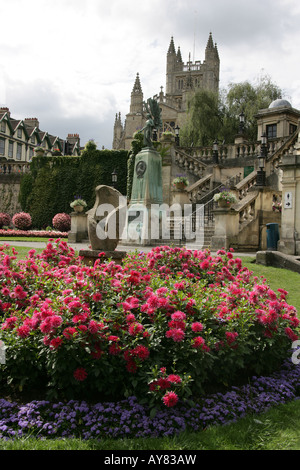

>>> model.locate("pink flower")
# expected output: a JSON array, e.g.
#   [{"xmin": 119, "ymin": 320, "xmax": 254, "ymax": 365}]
[
  {"xmin": 167, "ymin": 374, "xmax": 182, "ymax": 384},
  {"xmin": 226, "ymin": 331, "xmax": 239, "ymax": 345},
  {"xmin": 49, "ymin": 337, "xmax": 63, "ymax": 349},
  {"xmin": 165, "ymin": 328, "xmax": 185, "ymax": 342},
  {"xmin": 162, "ymin": 391, "xmax": 178, "ymax": 407},
  {"xmin": 16, "ymin": 324, "xmax": 30, "ymax": 338},
  {"xmin": 128, "ymin": 322, "xmax": 144, "ymax": 336},
  {"xmin": 73, "ymin": 367, "xmax": 87, "ymax": 381},
  {"xmin": 171, "ymin": 311, "xmax": 186, "ymax": 321},
  {"xmin": 191, "ymin": 322, "xmax": 203, "ymax": 332},
  {"xmin": 191, "ymin": 336, "xmax": 205, "ymax": 349},
  {"xmin": 285, "ymin": 327, "xmax": 298, "ymax": 342}
]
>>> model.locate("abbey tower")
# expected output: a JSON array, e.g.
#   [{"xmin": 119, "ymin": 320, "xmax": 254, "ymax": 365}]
[{"xmin": 113, "ymin": 33, "xmax": 220, "ymax": 150}]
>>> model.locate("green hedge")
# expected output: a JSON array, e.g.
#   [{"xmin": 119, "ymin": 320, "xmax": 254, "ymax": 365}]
[{"xmin": 19, "ymin": 144, "xmax": 129, "ymax": 228}]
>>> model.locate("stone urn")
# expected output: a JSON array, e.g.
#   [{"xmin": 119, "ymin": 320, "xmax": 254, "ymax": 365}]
[
  {"xmin": 175, "ymin": 182, "xmax": 187, "ymax": 191},
  {"xmin": 218, "ymin": 200, "xmax": 231, "ymax": 208},
  {"xmin": 73, "ymin": 205, "xmax": 84, "ymax": 213}
]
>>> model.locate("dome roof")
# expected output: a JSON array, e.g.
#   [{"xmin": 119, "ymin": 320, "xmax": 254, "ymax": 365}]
[{"xmin": 269, "ymin": 99, "xmax": 292, "ymax": 109}]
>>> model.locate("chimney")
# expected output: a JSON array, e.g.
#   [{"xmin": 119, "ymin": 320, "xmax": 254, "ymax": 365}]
[
  {"xmin": 0, "ymin": 107, "xmax": 10, "ymax": 117},
  {"xmin": 66, "ymin": 133, "xmax": 80, "ymax": 146},
  {"xmin": 24, "ymin": 118, "xmax": 40, "ymax": 129}
]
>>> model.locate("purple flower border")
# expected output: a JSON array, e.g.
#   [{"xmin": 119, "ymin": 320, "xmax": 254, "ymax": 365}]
[{"xmin": 1, "ymin": 357, "xmax": 299, "ymax": 440}]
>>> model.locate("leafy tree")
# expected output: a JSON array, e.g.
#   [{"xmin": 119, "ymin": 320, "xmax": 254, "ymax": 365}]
[
  {"xmin": 225, "ymin": 73, "xmax": 282, "ymax": 141},
  {"xmin": 180, "ymin": 73, "xmax": 283, "ymax": 146},
  {"xmin": 180, "ymin": 89, "xmax": 222, "ymax": 147}
]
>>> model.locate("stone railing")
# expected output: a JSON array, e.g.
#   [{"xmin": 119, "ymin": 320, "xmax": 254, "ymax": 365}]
[
  {"xmin": 0, "ymin": 160, "xmax": 31, "ymax": 175},
  {"xmin": 174, "ymin": 148, "xmax": 207, "ymax": 179},
  {"xmin": 186, "ymin": 174, "xmax": 213, "ymax": 203},
  {"xmin": 267, "ymin": 127, "xmax": 300, "ymax": 173},
  {"xmin": 181, "ymin": 142, "xmax": 260, "ymax": 165},
  {"xmin": 233, "ymin": 170, "xmax": 257, "ymax": 200},
  {"xmin": 232, "ymin": 191, "xmax": 259, "ymax": 230}
]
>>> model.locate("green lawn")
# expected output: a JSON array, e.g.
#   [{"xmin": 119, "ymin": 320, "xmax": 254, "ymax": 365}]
[{"xmin": 0, "ymin": 246, "xmax": 299, "ymax": 450}]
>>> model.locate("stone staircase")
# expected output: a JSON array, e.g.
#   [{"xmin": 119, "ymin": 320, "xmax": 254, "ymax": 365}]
[{"xmin": 150, "ymin": 214, "xmax": 215, "ymax": 249}]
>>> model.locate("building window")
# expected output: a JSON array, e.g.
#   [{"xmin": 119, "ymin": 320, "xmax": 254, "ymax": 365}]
[
  {"xmin": 29, "ymin": 148, "xmax": 34, "ymax": 160},
  {"xmin": 16, "ymin": 143, "xmax": 22, "ymax": 160},
  {"xmin": 31, "ymin": 135, "xmax": 36, "ymax": 144},
  {"xmin": 17, "ymin": 128, "xmax": 22, "ymax": 139},
  {"xmin": 8, "ymin": 141, "xmax": 13, "ymax": 158},
  {"xmin": 1, "ymin": 121, "xmax": 6, "ymax": 132},
  {"xmin": 0, "ymin": 138, "xmax": 5, "ymax": 155},
  {"xmin": 266, "ymin": 124, "xmax": 277, "ymax": 139},
  {"xmin": 290, "ymin": 123, "xmax": 297, "ymax": 135}
]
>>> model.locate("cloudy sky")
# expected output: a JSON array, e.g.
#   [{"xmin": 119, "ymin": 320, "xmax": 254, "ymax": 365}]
[{"xmin": 0, "ymin": 0, "xmax": 299, "ymax": 149}]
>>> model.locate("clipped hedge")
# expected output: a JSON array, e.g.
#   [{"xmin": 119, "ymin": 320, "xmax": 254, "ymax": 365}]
[{"xmin": 19, "ymin": 145, "xmax": 129, "ymax": 228}]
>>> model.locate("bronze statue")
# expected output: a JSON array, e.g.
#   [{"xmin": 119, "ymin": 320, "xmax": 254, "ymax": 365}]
[{"xmin": 139, "ymin": 98, "xmax": 162, "ymax": 148}]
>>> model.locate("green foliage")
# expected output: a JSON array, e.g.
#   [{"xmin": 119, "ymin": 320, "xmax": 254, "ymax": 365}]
[
  {"xmin": 180, "ymin": 89, "xmax": 222, "ymax": 147},
  {"xmin": 225, "ymin": 73, "xmax": 282, "ymax": 141},
  {"xmin": 20, "ymin": 147, "xmax": 129, "ymax": 228},
  {"xmin": 180, "ymin": 73, "xmax": 283, "ymax": 147}
]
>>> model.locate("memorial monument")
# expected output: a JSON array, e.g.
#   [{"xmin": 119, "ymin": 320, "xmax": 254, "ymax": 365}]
[{"xmin": 125, "ymin": 98, "xmax": 164, "ymax": 245}]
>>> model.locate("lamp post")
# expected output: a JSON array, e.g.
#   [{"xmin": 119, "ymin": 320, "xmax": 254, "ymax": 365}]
[
  {"xmin": 256, "ymin": 132, "xmax": 267, "ymax": 186},
  {"xmin": 175, "ymin": 125, "xmax": 180, "ymax": 146},
  {"xmin": 239, "ymin": 111, "xmax": 245, "ymax": 134},
  {"xmin": 111, "ymin": 169, "xmax": 118, "ymax": 188},
  {"xmin": 212, "ymin": 138, "xmax": 219, "ymax": 164}
]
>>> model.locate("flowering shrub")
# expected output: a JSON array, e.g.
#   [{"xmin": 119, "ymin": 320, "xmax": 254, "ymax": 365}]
[
  {"xmin": 213, "ymin": 189, "xmax": 237, "ymax": 204},
  {"xmin": 1, "ymin": 359, "xmax": 300, "ymax": 440},
  {"xmin": 12, "ymin": 212, "xmax": 32, "ymax": 230},
  {"xmin": 0, "ymin": 213, "xmax": 11, "ymax": 229},
  {"xmin": 0, "ymin": 242, "xmax": 298, "ymax": 410},
  {"xmin": 52, "ymin": 213, "xmax": 71, "ymax": 232},
  {"xmin": 0, "ymin": 229, "xmax": 68, "ymax": 238}
]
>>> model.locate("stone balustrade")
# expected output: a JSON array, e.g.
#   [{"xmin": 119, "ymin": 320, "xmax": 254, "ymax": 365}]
[
  {"xmin": 186, "ymin": 174, "xmax": 213, "ymax": 203},
  {"xmin": 234, "ymin": 170, "xmax": 257, "ymax": 200},
  {"xmin": 174, "ymin": 149, "xmax": 207, "ymax": 179},
  {"xmin": 232, "ymin": 191, "xmax": 258, "ymax": 230},
  {"xmin": 0, "ymin": 161, "xmax": 30, "ymax": 175}
]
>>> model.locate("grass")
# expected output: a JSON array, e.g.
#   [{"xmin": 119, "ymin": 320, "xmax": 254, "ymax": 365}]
[{"xmin": 0, "ymin": 244, "xmax": 300, "ymax": 450}]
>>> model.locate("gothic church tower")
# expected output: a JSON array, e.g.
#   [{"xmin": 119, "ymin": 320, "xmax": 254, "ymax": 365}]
[{"xmin": 112, "ymin": 33, "xmax": 220, "ymax": 150}]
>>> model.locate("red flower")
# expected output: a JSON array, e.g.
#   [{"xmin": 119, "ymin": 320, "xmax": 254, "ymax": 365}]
[
  {"xmin": 73, "ymin": 367, "xmax": 87, "ymax": 381},
  {"xmin": 226, "ymin": 331, "xmax": 238, "ymax": 345},
  {"xmin": 165, "ymin": 328, "xmax": 185, "ymax": 342},
  {"xmin": 285, "ymin": 327, "xmax": 298, "ymax": 342},
  {"xmin": 128, "ymin": 322, "xmax": 144, "ymax": 336},
  {"xmin": 49, "ymin": 337, "xmax": 63, "ymax": 349},
  {"xmin": 16, "ymin": 324, "xmax": 30, "ymax": 338},
  {"xmin": 191, "ymin": 322, "xmax": 203, "ymax": 332},
  {"xmin": 167, "ymin": 374, "xmax": 182, "ymax": 384},
  {"xmin": 162, "ymin": 390, "xmax": 178, "ymax": 407}
]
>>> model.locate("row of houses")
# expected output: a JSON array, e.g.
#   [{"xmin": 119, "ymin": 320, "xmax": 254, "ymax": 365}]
[{"xmin": 0, "ymin": 107, "xmax": 81, "ymax": 163}]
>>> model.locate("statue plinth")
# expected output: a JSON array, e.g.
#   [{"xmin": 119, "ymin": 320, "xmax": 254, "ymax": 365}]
[{"xmin": 124, "ymin": 147, "xmax": 164, "ymax": 246}]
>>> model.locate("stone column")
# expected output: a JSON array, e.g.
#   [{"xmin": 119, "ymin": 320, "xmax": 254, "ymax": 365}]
[
  {"xmin": 68, "ymin": 212, "xmax": 88, "ymax": 243},
  {"xmin": 211, "ymin": 207, "xmax": 239, "ymax": 251},
  {"xmin": 277, "ymin": 139, "xmax": 300, "ymax": 255}
]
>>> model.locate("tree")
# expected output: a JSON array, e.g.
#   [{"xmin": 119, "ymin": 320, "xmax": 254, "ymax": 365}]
[
  {"xmin": 180, "ymin": 89, "xmax": 222, "ymax": 147},
  {"xmin": 180, "ymin": 73, "xmax": 283, "ymax": 146},
  {"xmin": 225, "ymin": 73, "xmax": 282, "ymax": 141}
]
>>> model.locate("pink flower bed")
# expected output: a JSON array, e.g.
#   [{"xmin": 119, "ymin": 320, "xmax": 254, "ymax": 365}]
[
  {"xmin": 0, "ymin": 229, "xmax": 68, "ymax": 238},
  {"xmin": 0, "ymin": 242, "xmax": 298, "ymax": 408}
]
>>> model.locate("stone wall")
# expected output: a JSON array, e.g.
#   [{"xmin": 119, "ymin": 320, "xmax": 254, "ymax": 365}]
[{"xmin": 0, "ymin": 175, "xmax": 22, "ymax": 215}]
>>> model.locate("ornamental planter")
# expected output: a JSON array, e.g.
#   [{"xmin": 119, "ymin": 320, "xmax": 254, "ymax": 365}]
[
  {"xmin": 73, "ymin": 205, "xmax": 84, "ymax": 213},
  {"xmin": 175, "ymin": 183, "xmax": 187, "ymax": 191},
  {"xmin": 218, "ymin": 200, "xmax": 232, "ymax": 208}
]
